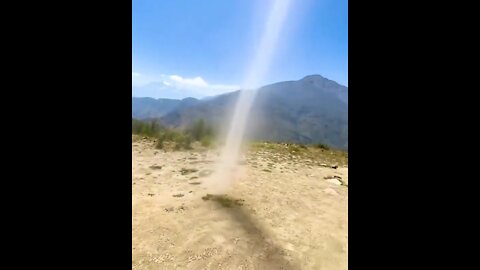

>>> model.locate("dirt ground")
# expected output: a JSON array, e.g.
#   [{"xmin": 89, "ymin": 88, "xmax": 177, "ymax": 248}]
[{"xmin": 132, "ymin": 136, "xmax": 348, "ymax": 269}]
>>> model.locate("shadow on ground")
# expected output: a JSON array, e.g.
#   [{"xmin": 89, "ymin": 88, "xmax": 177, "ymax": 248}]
[{"xmin": 203, "ymin": 194, "xmax": 300, "ymax": 270}]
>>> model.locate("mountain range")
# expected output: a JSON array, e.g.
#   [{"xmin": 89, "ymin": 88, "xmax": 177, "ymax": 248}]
[{"xmin": 132, "ymin": 75, "xmax": 348, "ymax": 149}]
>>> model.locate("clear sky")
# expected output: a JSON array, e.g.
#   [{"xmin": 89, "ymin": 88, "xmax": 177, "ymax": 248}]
[{"xmin": 132, "ymin": 0, "xmax": 348, "ymax": 98}]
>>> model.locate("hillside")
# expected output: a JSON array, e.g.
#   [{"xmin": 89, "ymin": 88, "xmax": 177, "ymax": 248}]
[
  {"xmin": 132, "ymin": 75, "xmax": 348, "ymax": 149},
  {"xmin": 132, "ymin": 97, "xmax": 200, "ymax": 119}
]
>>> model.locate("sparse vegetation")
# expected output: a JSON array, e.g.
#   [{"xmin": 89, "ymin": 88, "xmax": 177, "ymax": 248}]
[
  {"xmin": 249, "ymin": 141, "xmax": 347, "ymax": 167},
  {"xmin": 315, "ymin": 143, "xmax": 330, "ymax": 150},
  {"xmin": 298, "ymin": 144, "xmax": 307, "ymax": 149},
  {"xmin": 132, "ymin": 119, "xmax": 347, "ymax": 165},
  {"xmin": 132, "ymin": 119, "xmax": 164, "ymax": 137},
  {"xmin": 200, "ymin": 135, "xmax": 214, "ymax": 147},
  {"xmin": 288, "ymin": 145, "xmax": 302, "ymax": 153},
  {"xmin": 132, "ymin": 118, "xmax": 216, "ymax": 150},
  {"xmin": 185, "ymin": 119, "xmax": 213, "ymax": 141}
]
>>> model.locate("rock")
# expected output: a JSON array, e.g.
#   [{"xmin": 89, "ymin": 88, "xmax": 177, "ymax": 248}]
[
  {"xmin": 326, "ymin": 179, "xmax": 342, "ymax": 185},
  {"xmin": 199, "ymin": 170, "xmax": 213, "ymax": 177},
  {"xmin": 181, "ymin": 168, "xmax": 198, "ymax": 175},
  {"xmin": 165, "ymin": 207, "xmax": 174, "ymax": 212},
  {"xmin": 172, "ymin": 193, "xmax": 184, "ymax": 197},
  {"xmin": 147, "ymin": 193, "xmax": 155, "ymax": 196},
  {"xmin": 189, "ymin": 182, "xmax": 202, "ymax": 185}
]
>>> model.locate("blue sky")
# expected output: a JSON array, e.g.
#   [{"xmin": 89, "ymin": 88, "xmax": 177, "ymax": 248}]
[{"xmin": 132, "ymin": 0, "xmax": 348, "ymax": 98}]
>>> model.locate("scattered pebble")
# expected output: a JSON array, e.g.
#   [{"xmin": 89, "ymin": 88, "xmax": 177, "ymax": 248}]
[
  {"xmin": 189, "ymin": 182, "xmax": 201, "ymax": 185},
  {"xmin": 199, "ymin": 170, "xmax": 214, "ymax": 177},
  {"xmin": 181, "ymin": 168, "xmax": 198, "ymax": 175}
]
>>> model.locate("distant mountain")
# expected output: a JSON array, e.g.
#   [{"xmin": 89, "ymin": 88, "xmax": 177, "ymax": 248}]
[
  {"xmin": 132, "ymin": 97, "xmax": 200, "ymax": 119},
  {"xmin": 132, "ymin": 75, "xmax": 348, "ymax": 149}
]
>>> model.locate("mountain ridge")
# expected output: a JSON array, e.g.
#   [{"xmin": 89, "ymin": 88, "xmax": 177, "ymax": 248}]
[{"xmin": 132, "ymin": 75, "xmax": 348, "ymax": 149}]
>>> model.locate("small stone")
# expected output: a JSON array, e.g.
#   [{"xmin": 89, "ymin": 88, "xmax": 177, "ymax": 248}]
[
  {"xmin": 181, "ymin": 168, "xmax": 198, "ymax": 175},
  {"xmin": 189, "ymin": 181, "xmax": 202, "ymax": 185},
  {"xmin": 326, "ymin": 179, "xmax": 342, "ymax": 185},
  {"xmin": 199, "ymin": 170, "xmax": 213, "ymax": 177}
]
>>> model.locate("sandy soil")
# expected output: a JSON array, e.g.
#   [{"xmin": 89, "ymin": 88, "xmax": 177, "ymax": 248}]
[{"xmin": 132, "ymin": 136, "xmax": 348, "ymax": 269}]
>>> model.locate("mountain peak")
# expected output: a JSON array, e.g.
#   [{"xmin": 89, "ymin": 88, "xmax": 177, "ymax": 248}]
[
  {"xmin": 181, "ymin": 97, "xmax": 198, "ymax": 102},
  {"xmin": 301, "ymin": 74, "xmax": 326, "ymax": 81},
  {"xmin": 300, "ymin": 74, "xmax": 347, "ymax": 89}
]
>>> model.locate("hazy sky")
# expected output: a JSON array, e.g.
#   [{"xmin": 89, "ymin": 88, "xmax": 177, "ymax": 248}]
[{"xmin": 132, "ymin": 0, "xmax": 348, "ymax": 98}]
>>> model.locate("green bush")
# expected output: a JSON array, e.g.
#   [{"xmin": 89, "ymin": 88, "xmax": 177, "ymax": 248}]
[
  {"xmin": 132, "ymin": 118, "xmax": 215, "ymax": 150},
  {"xmin": 186, "ymin": 119, "xmax": 214, "ymax": 141},
  {"xmin": 315, "ymin": 143, "xmax": 330, "ymax": 150},
  {"xmin": 155, "ymin": 138, "xmax": 164, "ymax": 149},
  {"xmin": 201, "ymin": 135, "xmax": 214, "ymax": 147},
  {"xmin": 132, "ymin": 119, "xmax": 164, "ymax": 137}
]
